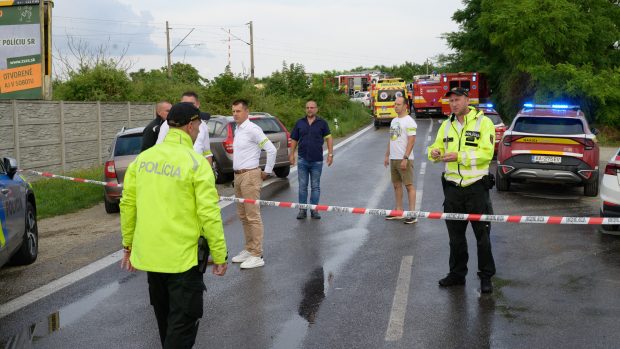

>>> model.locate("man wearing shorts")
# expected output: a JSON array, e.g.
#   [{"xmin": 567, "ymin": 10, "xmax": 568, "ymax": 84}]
[{"xmin": 384, "ymin": 96, "xmax": 417, "ymax": 224}]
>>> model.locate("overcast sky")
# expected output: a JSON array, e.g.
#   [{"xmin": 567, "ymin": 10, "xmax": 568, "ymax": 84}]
[{"xmin": 52, "ymin": 0, "xmax": 465, "ymax": 79}]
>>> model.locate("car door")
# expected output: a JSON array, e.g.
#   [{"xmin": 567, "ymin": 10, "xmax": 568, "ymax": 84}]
[
  {"xmin": 0, "ymin": 161, "xmax": 8, "ymax": 264},
  {"xmin": 0, "ymin": 160, "xmax": 25, "ymax": 264}
]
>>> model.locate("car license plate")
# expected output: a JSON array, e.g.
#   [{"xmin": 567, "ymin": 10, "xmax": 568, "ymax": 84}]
[{"xmin": 531, "ymin": 155, "xmax": 561, "ymax": 164}]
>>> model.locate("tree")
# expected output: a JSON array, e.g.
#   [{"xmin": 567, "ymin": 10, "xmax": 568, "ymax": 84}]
[
  {"xmin": 443, "ymin": 0, "xmax": 620, "ymax": 125},
  {"xmin": 265, "ymin": 62, "xmax": 309, "ymax": 97}
]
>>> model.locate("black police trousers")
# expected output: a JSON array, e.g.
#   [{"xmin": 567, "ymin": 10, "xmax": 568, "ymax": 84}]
[
  {"xmin": 147, "ymin": 266, "xmax": 206, "ymax": 349},
  {"xmin": 442, "ymin": 178, "xmax": 496, "ymax": 279}
]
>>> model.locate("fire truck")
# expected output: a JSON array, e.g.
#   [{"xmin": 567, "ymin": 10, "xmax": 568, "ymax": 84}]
[
  {"xmin": 412, "ymin": 74, "xmax": 443, "ymax": 117},
  {"xmin": 439, "ymin": 72, "xmax": 490, "ymax": 116},
  {"xmin": 371, "ymin": 78, "xmax": 407, "ymax": 128},
  {"xmin": 337, "ymin": 72, "xmax": 381, "ymax": 96}
]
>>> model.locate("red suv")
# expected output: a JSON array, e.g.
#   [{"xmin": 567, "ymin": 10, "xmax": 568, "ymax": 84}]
[{"xmin": 496, "ymin": 104, "xmax": 600, "ymax": 196}]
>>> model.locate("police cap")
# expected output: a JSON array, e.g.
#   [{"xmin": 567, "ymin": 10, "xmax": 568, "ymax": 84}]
[
  {"xmin": 167, "ymin": 102, "xmax": 200, "ymax": 127},
  {"xmin": 445, "ymin": 87, "xmax": 469, "ymax": 98}
]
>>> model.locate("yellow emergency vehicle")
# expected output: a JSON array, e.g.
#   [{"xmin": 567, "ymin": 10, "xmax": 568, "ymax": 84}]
[{"xmin": 372, "ymin": 78, "xmax": 407, "ymax": 128}]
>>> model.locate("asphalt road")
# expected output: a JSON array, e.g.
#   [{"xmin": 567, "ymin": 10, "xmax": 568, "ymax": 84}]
[{"xmin": 1, "ymin": 119, "xmax": 620, "ymax": 349}]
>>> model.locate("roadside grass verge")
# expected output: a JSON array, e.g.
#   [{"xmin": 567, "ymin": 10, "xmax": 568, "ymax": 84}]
[
  {"xmin": 595, "ymin": 125, "xmax": 620, "ymax": 147},
  {"xmin": 31, "ymin": 166, "xmax": 104, "ymax": 219}
]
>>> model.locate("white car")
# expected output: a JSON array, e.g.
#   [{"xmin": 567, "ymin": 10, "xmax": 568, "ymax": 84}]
[
  {"xmin": 350, "ymin": 91, "xmax": 371, "ymax": 107},
  {"xmin": 600, "ymin": 147, "xmax": 620, "ymax": 233}
]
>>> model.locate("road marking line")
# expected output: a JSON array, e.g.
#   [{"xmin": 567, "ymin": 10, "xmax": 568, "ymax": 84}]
[
  {"xmin": 0, "ymin": 250, "xmax": 124, "ymax": 319},
  {"xmin": 385, "ymin": 255, "xmax": 414, "ymax": 341},
  {"xmin": 419, "ymin": 162, "xmax": 426, "ymax": 176}
]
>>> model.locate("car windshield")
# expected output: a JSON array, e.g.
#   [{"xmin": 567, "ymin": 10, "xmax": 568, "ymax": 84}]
[
  {"xmin": 513, "ymin": 117, "xmax": 584, "ymax": 135},
  {"xmin": 232, "ymin": 118, "xmax": 283, "ymax": 134},
  {"xmin": 114, "ymin": 134, "xmax": 142, "ymax": 156},
  {"xmin": 377, "ymin": 90, "xmax": 405, "ymax": 102}
]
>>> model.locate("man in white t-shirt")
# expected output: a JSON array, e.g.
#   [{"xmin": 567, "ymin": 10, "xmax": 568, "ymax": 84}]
[{"xmin": 384, "ymin": 96, "xmax": 418, "ymax": 224}]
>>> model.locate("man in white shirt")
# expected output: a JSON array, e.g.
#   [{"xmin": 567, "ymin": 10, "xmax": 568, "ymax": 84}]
[
  {"xmin": 156, "ymin": 91, "xmax": 213, "ymax": 165},
  {"xmin": 383, "ymin": 96, "xmax": 418, "ymax": 224},
  {"xmin": 229, "ymin": 99, "xmax": 277, "ymax": 269}
]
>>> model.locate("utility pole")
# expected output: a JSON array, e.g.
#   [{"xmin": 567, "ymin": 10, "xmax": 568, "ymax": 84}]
[
  {"xmin": 248, "ymin": 21, "xmax": 255, "ymax": 83},
  {"xmin": 227, "ymin": 29, "xmax": 232, "ymax": 69},
  {"xmin": 166, "ymin": 21, "xmax": 172, "ymax": 78}
]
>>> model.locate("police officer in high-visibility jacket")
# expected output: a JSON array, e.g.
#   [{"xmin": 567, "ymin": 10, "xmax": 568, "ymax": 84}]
[
  {"xmin": 428, "ymin": 87, "xmax": 496, "ymax": 294},
  {"xmin": 120, "ymin": 102, "xmax": 228, "ymax": 348}
]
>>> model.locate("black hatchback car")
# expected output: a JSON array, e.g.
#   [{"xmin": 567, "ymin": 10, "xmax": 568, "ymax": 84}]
[{"xmin": 0, "ymin": 157, "xmax": 38, "ymax": 268}]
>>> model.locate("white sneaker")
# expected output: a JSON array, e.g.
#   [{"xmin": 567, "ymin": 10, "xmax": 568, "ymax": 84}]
[
  {"xmin": 240, "ymin": 256, "xmax": 265, "ymax": 269},
  {"xmin": 231, "ymin": 250, "xmax": 252, "ymax": 263}
]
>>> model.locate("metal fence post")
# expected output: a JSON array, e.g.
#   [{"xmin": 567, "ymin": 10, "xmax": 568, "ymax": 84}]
[
  {"xmin": 12, "ymin": 100, "xmax": 20, "ymax": 167},
  {"xmin": 59, "ymin": 101, "xmax": 66, "ymax": 172},
  {"xmin": 128, "ymin": 101, "xmax": 131, "ymax": 126}
]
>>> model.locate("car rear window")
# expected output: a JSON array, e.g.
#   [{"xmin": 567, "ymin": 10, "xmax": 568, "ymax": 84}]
[
  {"xmin": 486, "ymin": 114, "xmax": 502, "ymax": 125},
  {"xmin": 232, "ymin": 118, "xmax": 283, "ymax": 134},
  {"xmin": 513, "ymin": 117, "xmax": 584, "ymax": 135},
  {"xmin": 114, "ymin": 134, "xmax": 143, "ymax": 156}
]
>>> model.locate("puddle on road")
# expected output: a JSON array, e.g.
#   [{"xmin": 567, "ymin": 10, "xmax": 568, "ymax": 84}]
[
  {"xmin": 271, "ymin": 174, "xmax": 391, "ymax": 349},
  {"xmin": 2, "ymin": 280, "xmax": 123, "ymax": 349}
]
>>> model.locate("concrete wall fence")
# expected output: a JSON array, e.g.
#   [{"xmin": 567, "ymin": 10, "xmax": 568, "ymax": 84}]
[{"xmin": 0, "ymin": 100, "xmax": 156, "ymax": 173}]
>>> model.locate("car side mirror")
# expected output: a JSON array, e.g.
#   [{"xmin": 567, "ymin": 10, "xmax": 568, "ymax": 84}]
[
  {"xmin": 591, "ymin": 128, "xmax": 599, "ymax": 135},
  {"xmin": 3, "ymin": 157, "xmax": 18, "ymax": 179}
]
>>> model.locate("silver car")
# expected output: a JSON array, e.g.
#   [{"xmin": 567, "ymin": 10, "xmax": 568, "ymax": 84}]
[
  {"xmin": 0, "ymin": 157, "xmax": 38, "ymax": 268},
  {"xmin": 207, "ymin": 114, "xmax": 291, "ymax": 183},
  {"xmin": 103, "ymin": 127, "xmax": 144, "ymax": 213}
]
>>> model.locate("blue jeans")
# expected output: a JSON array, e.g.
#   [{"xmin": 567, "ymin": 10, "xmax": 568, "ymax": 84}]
[{"xmin": 297, "ymin": 158, "xmax": 323, "ymax": 207}]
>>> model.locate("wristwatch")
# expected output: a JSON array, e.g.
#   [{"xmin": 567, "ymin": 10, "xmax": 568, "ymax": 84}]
[
  {"xmin": 403, "ymin": 155, "xmax": 409, "ymax": 159},
  {"xmin": 328, "ymin": 154, "xmax": 333, "ymax": 157}
]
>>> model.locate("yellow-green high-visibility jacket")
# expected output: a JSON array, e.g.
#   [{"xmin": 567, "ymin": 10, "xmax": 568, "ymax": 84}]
[
  {"xmin": 427, "ymin": 107, "xmax": 495, "ymax": 187},
  {"xmin": 120, "ymin": 128, "xmax": 227, "ymax": 273}
]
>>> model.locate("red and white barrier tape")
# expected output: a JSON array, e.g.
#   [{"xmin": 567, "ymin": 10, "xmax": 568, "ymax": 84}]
[
  {"xmin": 220, "ymin": 197, "xmax": 619, "ymax": 225},
  {"xmin": 20, "ymin": 169, "xmax": 122, "ymax": 187},
  {"xmin": 21, "ymin": 169, "xmax": 619, "ymax": 225}
]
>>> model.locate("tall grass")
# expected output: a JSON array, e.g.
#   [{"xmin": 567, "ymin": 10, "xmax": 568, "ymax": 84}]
[{"xmin": 31, "ymin": 166, "xmax": 105, "ymax": 219}]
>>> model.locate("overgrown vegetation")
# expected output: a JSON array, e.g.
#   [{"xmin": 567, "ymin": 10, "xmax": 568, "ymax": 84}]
[
  {"xmin": 53, "ymin": 59, "xmax": 371, "ymax": 135},
  {"xmin": 441, "ymin": 0, "xmax": 620, "ymax": 128},
  {"xmin": 31, "ymin": 166, "xmax": 104, "ymax": 219}
]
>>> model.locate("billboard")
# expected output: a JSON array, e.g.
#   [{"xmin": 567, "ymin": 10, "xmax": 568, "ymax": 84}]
[{"xmin": 0, "ymin": 0, "xmax": 51, "ymax": 99}]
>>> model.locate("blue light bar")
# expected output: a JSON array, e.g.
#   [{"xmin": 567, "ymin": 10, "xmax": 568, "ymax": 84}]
[
  {"xmin": 522, "ymin": 103, "xmax": 580, "ymax": 109},
  {"xmin": 479, "ymin": 103, "xmax": 494, "ymax": 108}
]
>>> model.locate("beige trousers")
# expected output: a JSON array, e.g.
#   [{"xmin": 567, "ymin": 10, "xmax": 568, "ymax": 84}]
[{"xmin": 234, "ymin": 168, "xmax": 264, "ymax": 256}]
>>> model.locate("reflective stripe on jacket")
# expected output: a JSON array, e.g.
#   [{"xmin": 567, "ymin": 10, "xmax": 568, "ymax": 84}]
[
  {"xmin": 121, "ymin": 128, "xmax": 227, "ymax": 273},
  {"xmin": 427, "ymin": 107, "xmax": 495, "ymax": 187}
]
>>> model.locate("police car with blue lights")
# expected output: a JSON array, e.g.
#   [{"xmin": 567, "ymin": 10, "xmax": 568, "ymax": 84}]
[
  {"xmin": 0, "ymin": 157, "xmax": 38, "ymax": 268},
  {"xmin": 496, "ymin": 103, "xmax": 600, "ymax": 196}
]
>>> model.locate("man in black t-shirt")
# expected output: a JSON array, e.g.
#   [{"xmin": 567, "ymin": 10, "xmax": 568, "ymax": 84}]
[{"xmin": 141, "ymin": 101, "xmax": 171, "ymax": 152}]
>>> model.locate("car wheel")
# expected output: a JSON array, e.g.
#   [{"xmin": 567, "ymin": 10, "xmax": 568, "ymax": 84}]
[
  {"xmin": 496, "ymin": 167, "xmax": 510, "ymax": 191},
  {"xmin": 274, "ymin": 165, "xmax": 290, "ymax": 178},
  {"xmin": 9, "ymin": 201, "xmax": 38, "ymax": 266},
  {"xmin": 374, "ymin": 120, "xmax": 380, "ymax": 130},
  {"xmin": 104, "ymin": 195, "xmax": 120, "ymax": 214},
  {"xmin": 583, "ymin": 172, "xmax": 599, "ymax": 197},
  {"xmin": 213, "ymin": 160, "xmax": 232, "ymax": 184}
]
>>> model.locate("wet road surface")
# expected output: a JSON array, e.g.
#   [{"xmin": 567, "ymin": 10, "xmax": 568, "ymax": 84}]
[{"xmin": 1, "ymin": 119, "xmax": 620, "ymax": 348}]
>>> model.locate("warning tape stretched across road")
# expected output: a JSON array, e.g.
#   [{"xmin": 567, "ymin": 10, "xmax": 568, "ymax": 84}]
[
  {"xmin": 220, "ymin": 197, "xmax": 619, "ymax": 225},
  {"xmin": 20, "ymin": 169, "xmax": 122, "ymax": 187},
  {"xmin": 21, "ymin": 169, "xmax": 620, "ymax": 225}
]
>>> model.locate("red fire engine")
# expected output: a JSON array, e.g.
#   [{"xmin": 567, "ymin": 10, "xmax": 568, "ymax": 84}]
[
  {"xmin": 412, "ymin": 74, "xmax": 443, "ymax": 116},
  {"xmin": 439, "ymin": 72, "xmax": 490, "ymax": 116}
]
